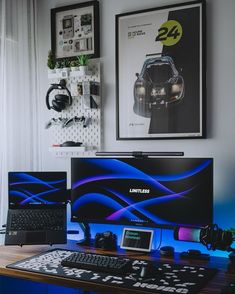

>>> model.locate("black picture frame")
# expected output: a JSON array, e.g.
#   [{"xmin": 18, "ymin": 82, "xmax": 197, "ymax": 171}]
[
  {"xmin": 116, "ymin": 0, "xmax": 206, "ymax": 140},
  {"xmin": 51, "ymin": 0, "xmax": 100, "ymax": 60}
]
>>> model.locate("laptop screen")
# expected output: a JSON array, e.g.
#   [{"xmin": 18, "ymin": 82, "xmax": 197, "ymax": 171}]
[{"xmin": 8, "ymin": 172, "xmax": 67, "ymax": 207}]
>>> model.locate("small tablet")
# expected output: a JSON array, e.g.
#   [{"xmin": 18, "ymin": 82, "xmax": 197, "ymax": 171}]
[{"xmin": 120, "ymin": 228, "xmax": 154, "ymax": 252}]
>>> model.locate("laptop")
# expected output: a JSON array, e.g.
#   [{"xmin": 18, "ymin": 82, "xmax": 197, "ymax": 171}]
[{"xmin": 5, "ymin": 171, "xmax": 68, "ymax": 246}]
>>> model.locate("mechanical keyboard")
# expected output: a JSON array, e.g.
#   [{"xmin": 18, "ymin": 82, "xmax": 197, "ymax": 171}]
[{"xmin": 61, "ymin": 251, "xmax": 133, "ymax": 275}]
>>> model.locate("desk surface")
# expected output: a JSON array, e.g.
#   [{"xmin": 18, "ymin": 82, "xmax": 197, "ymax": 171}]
[{"xmin": 0, "ymin": 241, "xmax": 234, "ymax": 294}]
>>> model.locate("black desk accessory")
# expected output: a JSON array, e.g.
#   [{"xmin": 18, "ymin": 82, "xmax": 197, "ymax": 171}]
[
  {"xmin": 137, "ymin": 263, "xmax": 158, "ymax": 280},
  {"xmin": 61, "ymin": 251, "xmax": 131, "ymax": 274},
  {"xmin": 67, "ymin": 230, "xmax": 80, "ymax": 235},
  {"xmin": 220, "ymin": 282, "xmax": 235, "ymax": 294},
  {"xmin": 160, "ymin": 246, "xmax": 175, "ymax": 257},
  {"xmin": 174, "ymin": 224, "xmax": 234, "ymax": 252},
  {"xmin": 95, "ymin": 231, "xmax": 117, "ymax": 250},
  {"xmin": 175, "ymin": 224, "xmax": 235, "ymax": 266},
  {"xmin": 77, "ymin": 222, "xmax": 92, "ymax": 246},
  {"xmin": 46, "ymin": 79, "xmax": 72, "ymax": 112},
  {"xmin": 180, "ymin": 249, "xmax": 210, "ymax": 261},
  {"xmin": 227, "ymin": 252, "xmax": 235, "ymax": 273},
  {"xmin": 60, "ymin": 141, "xmax": 82, "ymax": 147}
]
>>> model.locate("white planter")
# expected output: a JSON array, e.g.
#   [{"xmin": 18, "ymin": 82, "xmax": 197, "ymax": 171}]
[
  {"xmin": 48, "ymin": 68, "xmax": 56, "ymax": 74},
  {"xmin": 56, "ymin": 68, "xmax": 63, "ymax": 73},
  {"xmin": 63, "ymin": 67, "xmax": 70, "ymax": 72},
  {"xmin": 71, "ymin": 66, "xmax": 79, "ymax": 72},
  {"xmin": 79, "ymin": 65, "xmax": 89, "ymax": 75}
]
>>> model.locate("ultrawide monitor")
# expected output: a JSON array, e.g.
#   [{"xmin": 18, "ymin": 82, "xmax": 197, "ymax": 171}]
[
  {"xmin": 8, "ymin": 172, "xmax": 67, "ymax": 207},
  {"xmin": 71, "ymin": 158, "xmax": 213, "ymax": 228}
]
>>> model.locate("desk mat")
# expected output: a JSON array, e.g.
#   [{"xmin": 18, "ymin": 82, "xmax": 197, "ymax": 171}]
[{"xmin": 7, "ymin": 249, "xmax": 217, "ymax": 294}]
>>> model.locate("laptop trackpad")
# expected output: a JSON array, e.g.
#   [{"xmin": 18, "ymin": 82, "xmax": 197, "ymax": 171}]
[{"xmin": 26, "ymin": 231, "xmax": 46, "ymax": 243}]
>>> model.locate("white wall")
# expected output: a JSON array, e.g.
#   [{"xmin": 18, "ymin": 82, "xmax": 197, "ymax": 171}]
[{"xmin": 37, "ymin": 0, "xmax": 235, "ymax": 229}]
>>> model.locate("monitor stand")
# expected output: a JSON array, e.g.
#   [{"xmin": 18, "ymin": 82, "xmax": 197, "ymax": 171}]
[{"xmin": 76, "ymin": 222, "xmax": 93, "ymax": 246}]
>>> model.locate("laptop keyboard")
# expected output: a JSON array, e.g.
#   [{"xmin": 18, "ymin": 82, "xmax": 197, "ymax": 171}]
[{"xmin": 10, "ymin": 209, "xmax": 65, "ymax": 231}]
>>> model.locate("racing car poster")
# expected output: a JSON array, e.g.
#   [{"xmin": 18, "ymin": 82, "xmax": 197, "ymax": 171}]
[{"xmin": 116, "ymin": 0, "xmax": 206, "ymax": 139}]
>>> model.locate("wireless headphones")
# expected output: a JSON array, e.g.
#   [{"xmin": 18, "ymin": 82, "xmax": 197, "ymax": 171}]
[{"xmin": 46, "ymin": 79, "xmax": 72, "ymax": 112}]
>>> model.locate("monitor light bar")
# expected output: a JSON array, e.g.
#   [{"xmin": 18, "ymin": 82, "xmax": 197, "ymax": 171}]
[{"xmin": 95, "ymin": 151, "xmax": 184, "ymax": 157}]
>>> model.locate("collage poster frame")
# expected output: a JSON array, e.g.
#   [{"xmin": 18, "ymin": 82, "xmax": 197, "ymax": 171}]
[{"xmin": 51, "ymin": 0, "xmax": 100, "ymax": 61}]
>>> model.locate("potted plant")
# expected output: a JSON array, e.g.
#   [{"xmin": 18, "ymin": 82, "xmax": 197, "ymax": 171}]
[
  {"xmin": 47, "ymin": 50, "xmax": 56, "ymax": 73},
  {"xmin": 70, "ymin": 59, "xmax": 79, "ymax": 71},
  {"xmin": 61, "ymin": 58, "xmax": 71, "ymax": 72},
  {"xmin": 55, "ymin": 60, "xmax": 63, "ymax": 73},
  {"xmin": 78, "ymin": 54, "xmax": 89, "ymax": 75}
]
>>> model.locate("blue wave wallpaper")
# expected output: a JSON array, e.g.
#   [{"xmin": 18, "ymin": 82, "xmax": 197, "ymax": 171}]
[
  {"xmin": 8, "ymin": 172, "xmax": 67, "ymax": 206},
  {"xmin": 71, "ymin": 158, "xmax": 213, "ymax": 228}
]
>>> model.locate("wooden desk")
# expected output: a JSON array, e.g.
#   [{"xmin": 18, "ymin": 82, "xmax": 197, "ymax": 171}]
[{"xmin": 0, "ymin": 241, "xmax": 234, "ymax": 294}]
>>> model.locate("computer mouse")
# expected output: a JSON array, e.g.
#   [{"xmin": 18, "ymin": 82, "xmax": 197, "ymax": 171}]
[
  {"xmin": 139, "ymin": 264, "xmax": 156, "ymax": 279},
  {"xmin": 60, "ymin": 141, "xmax": 82, "ymax": 147}
]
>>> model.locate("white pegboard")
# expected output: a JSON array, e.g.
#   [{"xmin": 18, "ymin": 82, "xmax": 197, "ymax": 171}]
[{"xmin": 46, "ymin": 59, "xmax": 101, "ymax": 157}]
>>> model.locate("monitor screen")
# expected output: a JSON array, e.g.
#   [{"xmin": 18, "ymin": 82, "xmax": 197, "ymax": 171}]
[
  {"xmin": 71, "ymin": 158, "xmax": 213, "ymax": 228},
  {"xmin": 9, "ymin": 172, "xmax": 67, "ymax": 207}
]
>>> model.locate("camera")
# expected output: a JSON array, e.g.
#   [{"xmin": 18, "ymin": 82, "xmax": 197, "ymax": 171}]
[{"xmin": 94, "ymin": 231, "xmax": 117, "ymax": 250}]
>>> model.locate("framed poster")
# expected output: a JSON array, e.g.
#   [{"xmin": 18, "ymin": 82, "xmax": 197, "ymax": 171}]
[
  {"xmin": 116, "ymin": 0, "xmax": 206, "ymax": 140},
  {"xmin": 51, "ymin": 0, "xmax": 100, "ymax": 60}
]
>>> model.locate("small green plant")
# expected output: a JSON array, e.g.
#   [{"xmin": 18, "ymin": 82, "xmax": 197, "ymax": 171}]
[
  {"xmin": 70, "ymin": 59, "xmax": 79, "ymax": 67},
  {"xmin": 61, "ymin": 58, "xmax": 70, "ymax": 68},
  {"xmin": 55, "ymin": 60, "xmax": 63, "ymax": 69},
  {"xmin": 47, "ymin": 50, "xmax": 56, "ymax": 70},
  {"xmin": 77, "ymin": 54, "xmax": 89, "ymax": 66}
]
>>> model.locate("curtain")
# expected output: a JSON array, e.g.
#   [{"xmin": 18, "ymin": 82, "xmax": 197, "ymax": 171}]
[{"xmin": 0, "ymin": 0, "xmax": 41, "ymax": 227}]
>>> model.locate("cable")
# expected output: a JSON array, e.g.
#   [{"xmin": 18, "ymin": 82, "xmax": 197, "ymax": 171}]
[{"xmin": 156, "ymin": 228, "xmax": 163, "ymax": 250}]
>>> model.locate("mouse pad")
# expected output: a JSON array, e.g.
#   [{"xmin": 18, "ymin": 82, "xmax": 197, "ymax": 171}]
[{"xmin": 7, "ymin": 249, "xmax": 217, "ymax": 294}]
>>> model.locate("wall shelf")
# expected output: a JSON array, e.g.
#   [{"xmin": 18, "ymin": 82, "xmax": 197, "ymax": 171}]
[
  {"xmin": 49, "ymin": 146, "xmax": 86, "ymax": 157},
  {"xmin": 48, "ymin": 69, "xmax": 92, "ymax": 80}
]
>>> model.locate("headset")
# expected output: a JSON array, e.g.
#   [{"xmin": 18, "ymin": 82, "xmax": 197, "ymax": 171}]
[{"xmin": 46, "ymin": 79, "xmax": 72, "ymax": 112}]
